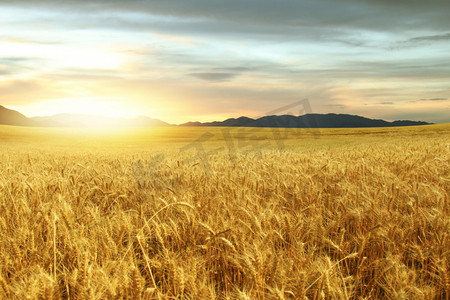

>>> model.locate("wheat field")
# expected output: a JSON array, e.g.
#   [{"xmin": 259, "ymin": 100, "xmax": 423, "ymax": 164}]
[{"xmin": 0, "ymin": 124, "xmax": 449, "ymax": 299}]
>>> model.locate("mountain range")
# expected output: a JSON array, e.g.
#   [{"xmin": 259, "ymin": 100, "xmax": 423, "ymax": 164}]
[
  {"xmin": 181, "ymin": 114, "xmax": 431, "ymax": 128},
  {"xmin": 0, "ymin": 105, "xmax": 431, "ymax": 128},
  {"xmin": 0, "ymin": 105, "xmax": 169, "ymax": 128}
]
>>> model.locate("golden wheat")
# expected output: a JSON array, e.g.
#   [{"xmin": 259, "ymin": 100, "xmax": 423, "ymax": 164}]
[{"xmin": 0, "ymin": 124, "xmax": 448, "ymax": 299}]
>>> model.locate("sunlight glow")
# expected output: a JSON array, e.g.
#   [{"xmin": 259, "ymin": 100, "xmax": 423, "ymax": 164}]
[
  {"xmin": 9, "ymin": 97, "xmax": 149, "ymax": 128},
  {"xmin": 13, "ymin": 97, "xmax": 139, "ymax": 118}
]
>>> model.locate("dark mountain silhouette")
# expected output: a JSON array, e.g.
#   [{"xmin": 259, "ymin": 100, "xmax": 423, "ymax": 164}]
[
  {"xmin": 0, "ymin": 105, "xmax": 431, "ymax": 128},
  {"xmin": 180, "ymin": 113, "xmax": 431, "ymax": 128}
]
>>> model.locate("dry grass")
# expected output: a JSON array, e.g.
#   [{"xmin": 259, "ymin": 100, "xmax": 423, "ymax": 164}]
[{"xmin": 0, "ymin": 123, "xmax": 449, "ymax": 299}]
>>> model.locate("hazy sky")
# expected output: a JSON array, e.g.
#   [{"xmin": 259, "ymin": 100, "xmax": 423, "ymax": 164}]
[{"xmin": 1, "ymin": 0, "xmax": 449, "ymax": 123}]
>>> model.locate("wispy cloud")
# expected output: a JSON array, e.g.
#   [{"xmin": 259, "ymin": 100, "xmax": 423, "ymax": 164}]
[
  {"xmin": 418, "ymin": 98, "xmax": 448, "ymax": 102},
  {"xmin": 189, "ymin": 72, "xmax": 240, "ymax": 82},
  {"xmin": 326, "ymin": 104, "xmax": 347, "ymax": 109},
  {"xmin": 406, "ymin": 32, "xmax": 450, "ymax": 43}
]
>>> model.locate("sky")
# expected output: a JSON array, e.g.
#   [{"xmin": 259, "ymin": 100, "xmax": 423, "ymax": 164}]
[{"xmin": 0, "ymin": 0, "xmax": 449, "ymax": 124}]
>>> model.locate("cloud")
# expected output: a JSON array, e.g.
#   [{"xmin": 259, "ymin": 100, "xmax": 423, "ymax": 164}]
[
  {"xmin": 0, "ymin": 57, "xmax": 43, "ymax": 76},
  {"xmin": 0, "ymin": 80, "xmax": 66, "ymax": 105},
  {"xmin": 3, "ymin": 0, "xmax": 450, "ymax": 39},
  {"xmin": 406, "ymin": 32, "xmax": 450, "ymax": 43},
  {"xmin": 1, "ymin": 36, "xmax": 64, "ymax": 45},
  {"xmin": 189, "ymin": 72, "xmax": 239, "ymax": 82},
  {"xmin": 213, "ymin": 67, "xmax": 252, "ymax": 72},
  {"xmin": 396, "ymin": 32, "xmax": 450, "ymax": 48},
  {"xmin": 384, "ymin": 110, "xmax": 449, "ymax": 124},
  {"xmin": 326, "ymin": 104, "xmax": 347, "ymax": 109},
  {"xmin": 1, "ymin": 1, "xmax": 449, "ymax": 124},
  {"xmin": 337, "ymin": 58, "xmax": 450, "ymax": 79},
  {"xmin": 419, "ymin": 98, "xmax": 448, "ymax": 102}
]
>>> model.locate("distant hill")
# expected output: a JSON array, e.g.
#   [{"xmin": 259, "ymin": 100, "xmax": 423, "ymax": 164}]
[
  {"xmin": 31, "ymin": 114, "xmax": 169, "ymax": 128},
  {"xmin": 0, "ymin": 105, "xmax": 36, "ymax": 126},
  {"xmin": 129, "ymin": 116, "xmax": 170, "ymax": 127},
  {"xmin": 0, "ymin": 105, "xmax": 432, "ymax": 128},
  {"xmin": 180, "ymin": 113, "xmax": 431, "ymax": 128},
  {"xmin": 0, "ymin": 106, "xmax": 169, "ymax": 127}
]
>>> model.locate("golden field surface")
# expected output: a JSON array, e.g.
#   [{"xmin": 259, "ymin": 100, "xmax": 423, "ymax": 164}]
[{"xmin": 0, "ymin": 123, "xmax": 449, "ymax": 299}]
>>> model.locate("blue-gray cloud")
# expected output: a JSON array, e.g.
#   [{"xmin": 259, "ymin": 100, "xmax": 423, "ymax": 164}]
[
  {"xmin": 0, "ymin": 57, "xmax": 44, "ymax": 76},
  {"xmin": 3, "ymin": 0, "xmax": 450, "ymax": 39},
  {"xmin": 189, "ymin": 72, "xmax": 239, "ymax": 82},
  {"xmin": 407, "ymin": 33, "xmax": 450, "ymax": 43}
]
